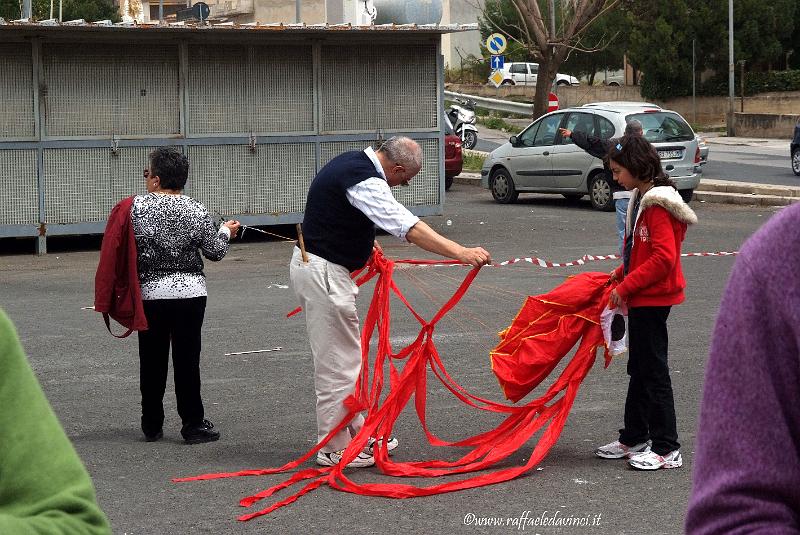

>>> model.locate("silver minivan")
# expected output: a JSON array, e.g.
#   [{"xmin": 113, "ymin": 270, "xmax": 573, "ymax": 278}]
[{"xmin": 480, "ymin": 103, "xmax": 702, "ymax": 210}]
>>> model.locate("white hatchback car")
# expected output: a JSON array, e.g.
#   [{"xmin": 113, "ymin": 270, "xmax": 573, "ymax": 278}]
[
  {"xmin": 492, "ymin": 62, "xmax": 580, "ymax": 87},
  {"xmin": 480, "ymin": 102, "xmax": 702, "ymax": 210}
]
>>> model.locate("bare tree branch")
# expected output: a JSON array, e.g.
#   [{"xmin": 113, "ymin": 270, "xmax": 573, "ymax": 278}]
[
  {"xmin": 479, "ymin": 0, "xmax": 623, "ymax": 119},
  {"xmin": 480, "ymin": 4, "xmax": 537, "ymax": 55},
  {"xmin": 510, "ymin": 0, "xmax": 549, "ymax": 53},
  {"xmin": 570, "ymin": 0, "xmax": 622, "ymax": 41},
  {"xmin": 554, "ymin": 30, "xmax": 621, "ymax": 53}
]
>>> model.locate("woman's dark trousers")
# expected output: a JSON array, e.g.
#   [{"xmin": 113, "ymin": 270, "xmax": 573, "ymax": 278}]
[{"xmin": 138, "ymin": 296, "xmax": 206, "ymax": 436}]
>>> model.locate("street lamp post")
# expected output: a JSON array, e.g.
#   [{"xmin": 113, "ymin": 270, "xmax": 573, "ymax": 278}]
[
  {"xmin": 727, "ymin": 0, "xmax": 735, "ymax": 136},
  {"xmin": 692, "ymin": 38, "xmax": 696, "ymax": 125}
]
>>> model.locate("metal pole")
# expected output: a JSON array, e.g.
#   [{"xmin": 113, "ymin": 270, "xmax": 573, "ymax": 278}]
[
  {"xmin": 49, "ymin": 0, "xmax": 53, "ymax": 19},
  {"xmin": 740, "ymin": 60, "xmax": 745, "ymax": 112},
  {"xmin": 548, "ymin": 0, "xmax": 556, "ymax": 95},
  {"xmin": 692, "ymin": 38, "xmax": 696, "ymax": 125},
  {"xmin": 22, "ymin": 0, "xmax": 32, "ymax": 18},
  {"xmin": 728, "ymin": 0, "xmax": 735, "ymax": 136},
  {"xmin": 296, "ymin": 0, "xmax": 301, "ymax": 23},
  {"xmin": 159, "ymin": 0, "xmax": 164, "ymax": 22},
  {"xmin": 59, "ymin": 0, "xmax": 62, "ymax": 21}
]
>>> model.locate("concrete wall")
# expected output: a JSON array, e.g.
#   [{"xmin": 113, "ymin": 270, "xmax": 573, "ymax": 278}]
[
  {"xmin": 447, "ymin": 82, "xmax": 644, "ymax": 104},
  {"xmin": 206, "ymin": 0, "xmax": 326, "ymax": 23},
  {"xmin": 441, "ymin": 0, "xmax": 483, "ymax": 68},
  {"xmin": 656, "ymin": 93, "xmax": 800, "ymax": 127},
  {"xmin": 734, "ymin": 113, "xmax": 800, "ymax": 139},
  {"xmin": 204, "ymin": 0, "xmax": 482, "ymax": 49}
]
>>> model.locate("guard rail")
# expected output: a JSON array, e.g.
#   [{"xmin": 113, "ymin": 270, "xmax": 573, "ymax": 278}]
[{"xmin": 444, "ymin": 90, "xmax": 532, "ymax": 116}]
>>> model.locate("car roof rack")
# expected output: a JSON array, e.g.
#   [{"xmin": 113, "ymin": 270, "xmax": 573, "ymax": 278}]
[{"xmin": 581, "ymin": 101, "xmax": 662, "ymax": 109}]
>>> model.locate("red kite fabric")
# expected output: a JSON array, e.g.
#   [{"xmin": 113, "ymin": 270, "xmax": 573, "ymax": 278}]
[{"xmin": 174, "ymin": 253, "xmax": 615, "ymax": 521}]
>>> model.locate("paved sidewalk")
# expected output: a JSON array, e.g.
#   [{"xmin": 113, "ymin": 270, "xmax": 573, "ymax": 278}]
[{"xmin": 701, "ymin": 134, "xmax": 789, "ymax": 150}]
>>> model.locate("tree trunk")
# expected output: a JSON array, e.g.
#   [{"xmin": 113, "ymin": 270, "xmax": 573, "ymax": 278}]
[{"xmin": 532, "ymin": 53, "xmax": 559, "ymax": 120}]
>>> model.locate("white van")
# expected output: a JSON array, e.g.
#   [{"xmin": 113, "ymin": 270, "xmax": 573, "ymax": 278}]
[{"xmin": 492, "ymin": 62, "xmax": 580, "ymax": 87}]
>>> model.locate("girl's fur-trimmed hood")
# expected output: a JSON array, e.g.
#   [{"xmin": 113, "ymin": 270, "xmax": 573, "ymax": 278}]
[{"xmin": 637, "ymin": 186, "xmax": 698, "ymax": 225}]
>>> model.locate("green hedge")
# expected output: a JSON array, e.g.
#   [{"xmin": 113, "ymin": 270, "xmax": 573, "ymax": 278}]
[{"xmin": 699, "ymin": 69, "xmax": 800, "ymax": 96}]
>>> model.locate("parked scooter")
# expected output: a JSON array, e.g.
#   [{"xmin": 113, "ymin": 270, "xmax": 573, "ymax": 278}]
[{"xmin": 446, "ymin": 97, "xmax": 478, "ymax": 150}]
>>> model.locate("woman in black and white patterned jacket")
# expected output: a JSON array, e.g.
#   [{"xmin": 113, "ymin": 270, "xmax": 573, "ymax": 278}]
[{"xmin": 132, "ymin": 147, "xmax": 240, "ymax": 445}]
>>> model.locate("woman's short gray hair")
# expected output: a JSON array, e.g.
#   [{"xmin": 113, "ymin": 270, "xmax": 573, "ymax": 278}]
[{"xmin": 377, "ymin": 136, "xmax": 423, "ymax": 171}]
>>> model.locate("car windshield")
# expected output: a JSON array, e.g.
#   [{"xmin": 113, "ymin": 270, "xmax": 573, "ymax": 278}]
[{"xmin": 626, "ymin": 112, "xmax": 694, "ymax": 142}]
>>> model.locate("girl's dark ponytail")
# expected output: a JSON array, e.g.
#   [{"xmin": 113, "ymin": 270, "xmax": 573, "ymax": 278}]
[{"xmin": 606, "ymin": 135, "xmax": 677, "ymax": 189}]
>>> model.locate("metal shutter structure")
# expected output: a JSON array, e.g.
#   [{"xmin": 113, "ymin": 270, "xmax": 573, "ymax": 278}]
[{"xmin": 0, "ymin": 27, "xmax": 446, "ymax": 253}]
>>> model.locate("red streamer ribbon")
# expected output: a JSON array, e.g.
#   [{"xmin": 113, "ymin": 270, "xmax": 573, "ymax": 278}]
[{"xmin": 174, "ymin": 252, "xmax": 616, "ymax": 520}]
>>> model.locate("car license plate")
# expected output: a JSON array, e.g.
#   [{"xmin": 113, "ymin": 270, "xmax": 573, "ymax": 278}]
[{"xmin": 658, "ymin": 149, "xmax": 683, "ymax": 159}]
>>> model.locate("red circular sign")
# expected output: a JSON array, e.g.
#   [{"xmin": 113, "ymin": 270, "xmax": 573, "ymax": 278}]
[{"xmin": 547, "ymin": 92, "xmax": 559, "ymax": 113}]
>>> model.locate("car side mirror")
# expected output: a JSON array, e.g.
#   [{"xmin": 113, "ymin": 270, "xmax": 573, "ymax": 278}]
[{"xmin": 509, "ymin": 135, "xmax": 518, "ymax": 146}]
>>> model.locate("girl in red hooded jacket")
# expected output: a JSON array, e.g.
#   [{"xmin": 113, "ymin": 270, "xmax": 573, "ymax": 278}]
[{"xmin": 594, "ymin": 134, "xmax": 697, "ymax": 470}]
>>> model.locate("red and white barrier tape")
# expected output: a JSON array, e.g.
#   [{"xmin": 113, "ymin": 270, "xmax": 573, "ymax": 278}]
[{"xmin": 393, "ymin": 251, "xmax": 739, "ymax": 269}]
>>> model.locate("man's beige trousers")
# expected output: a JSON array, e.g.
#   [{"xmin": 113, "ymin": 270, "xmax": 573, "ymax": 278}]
[{"xmin": 289, "ymin": 247, "xmax": 365, "ymax": 453}]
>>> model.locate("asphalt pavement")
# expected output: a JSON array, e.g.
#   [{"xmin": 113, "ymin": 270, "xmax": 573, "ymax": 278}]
[
  {"xmin": 0, "ymin": 188, "xmax": 782, "ymax": 534},
  {"xmin": 701, "ymin": 135, "xmax": 798, "ymax": 187}
]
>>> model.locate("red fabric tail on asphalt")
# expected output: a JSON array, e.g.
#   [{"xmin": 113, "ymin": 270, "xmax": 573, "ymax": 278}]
[{"xmin": 173, "ymin": 252, "xmax": 615, "ymax": 519}]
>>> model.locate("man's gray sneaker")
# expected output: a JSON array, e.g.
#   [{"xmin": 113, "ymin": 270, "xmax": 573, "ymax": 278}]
[{"xmin": 316, "ymin": 449, "xmax": 375, "ymax": 468}]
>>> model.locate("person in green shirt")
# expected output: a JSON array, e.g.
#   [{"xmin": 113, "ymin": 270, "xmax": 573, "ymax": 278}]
[{"xmin": 0, "ymin": 308, "xmax": 111, "ymax": 534}]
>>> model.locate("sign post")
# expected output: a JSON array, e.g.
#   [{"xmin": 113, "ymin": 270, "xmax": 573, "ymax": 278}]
[{"xmin": 487, "ymin": 35, "xmax": 507, "ymax": 91}]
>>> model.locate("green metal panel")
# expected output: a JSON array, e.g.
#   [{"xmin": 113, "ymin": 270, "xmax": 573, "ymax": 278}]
[
  {"xmin": 42, "ymin": 43, "xmax": 180, "ymax": 137},
  {"xmin": 0, "ymin": 43, "xmax": 35, "ymax": 139},
  {"xmin": 0, "ymin": 150, "xmax": 38, "ymax": 225},
  {"xmin": 320, "ymin": 44, "xmax": 438, "ymax": 133}
]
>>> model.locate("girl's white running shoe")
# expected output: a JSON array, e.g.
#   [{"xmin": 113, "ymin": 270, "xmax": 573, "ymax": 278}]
[
  {"xmin": 628, "ymin": 449, "xmax": 682, "ymax": 470},
  {"xmin": 594, "ymin": 440, "xmax": 651, "ymax": 459}
]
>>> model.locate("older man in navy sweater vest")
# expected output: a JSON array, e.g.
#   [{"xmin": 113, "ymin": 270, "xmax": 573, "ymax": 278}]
[{"xmin": 290, "ymin": 136, "xmax": 491, "ymax": 468}]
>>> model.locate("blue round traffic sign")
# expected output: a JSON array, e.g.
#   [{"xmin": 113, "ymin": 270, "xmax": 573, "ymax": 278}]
[{"xmin": 486, "ymin": 33, "xmax": 507, "ymax": 55}]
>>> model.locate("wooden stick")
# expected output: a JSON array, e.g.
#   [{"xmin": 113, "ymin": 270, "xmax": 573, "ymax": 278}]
[
  {"xmin": 224, "ymin": 347, "xmax": 282, "ymax": 357},
  {"xmin": 295, "ymin": 223, "xmax": 309, "ymax": 263}
]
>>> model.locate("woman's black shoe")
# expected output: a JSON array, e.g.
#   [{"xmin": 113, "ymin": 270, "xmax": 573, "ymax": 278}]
[
  {"xmin": 144, "ymin": 430, "xmax": 163, "ymax": 442},
  {"xmin": 181, "ymin": 419, "xmax": 220, "ymax": 444}
]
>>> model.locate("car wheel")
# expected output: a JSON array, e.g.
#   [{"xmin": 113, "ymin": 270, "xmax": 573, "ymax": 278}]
[
  {"xmin": 679, "ymin": 189, "xmax": 694, "ymax": 203},
  {"xmin": 608, "ymin": 81, "xmax": 621, "ymax": 87},
  {"xmin": 445, "ymin": 175, "xmax": 454, "ymax": 191},
  {"xmin": 463, "ymin": 130, "xmax": 478, "ymax": 150},
  {"xmin": 556, "ymin": 80, "xmax": 569, "ymax": 86},
  {"xmin": 501, "ymin": 80, "xmax": 514, "ymax": 86},
  {"xmin": 490, "ymin": 168, "xmax": 519, "ymax": 204},
  {"xmin": 793, "ymin": 148, "xmax": 800, "ymax": 176},
  {"xmin": 589, "ymin": 173, "xmax": 615, "ymax": 211}
]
